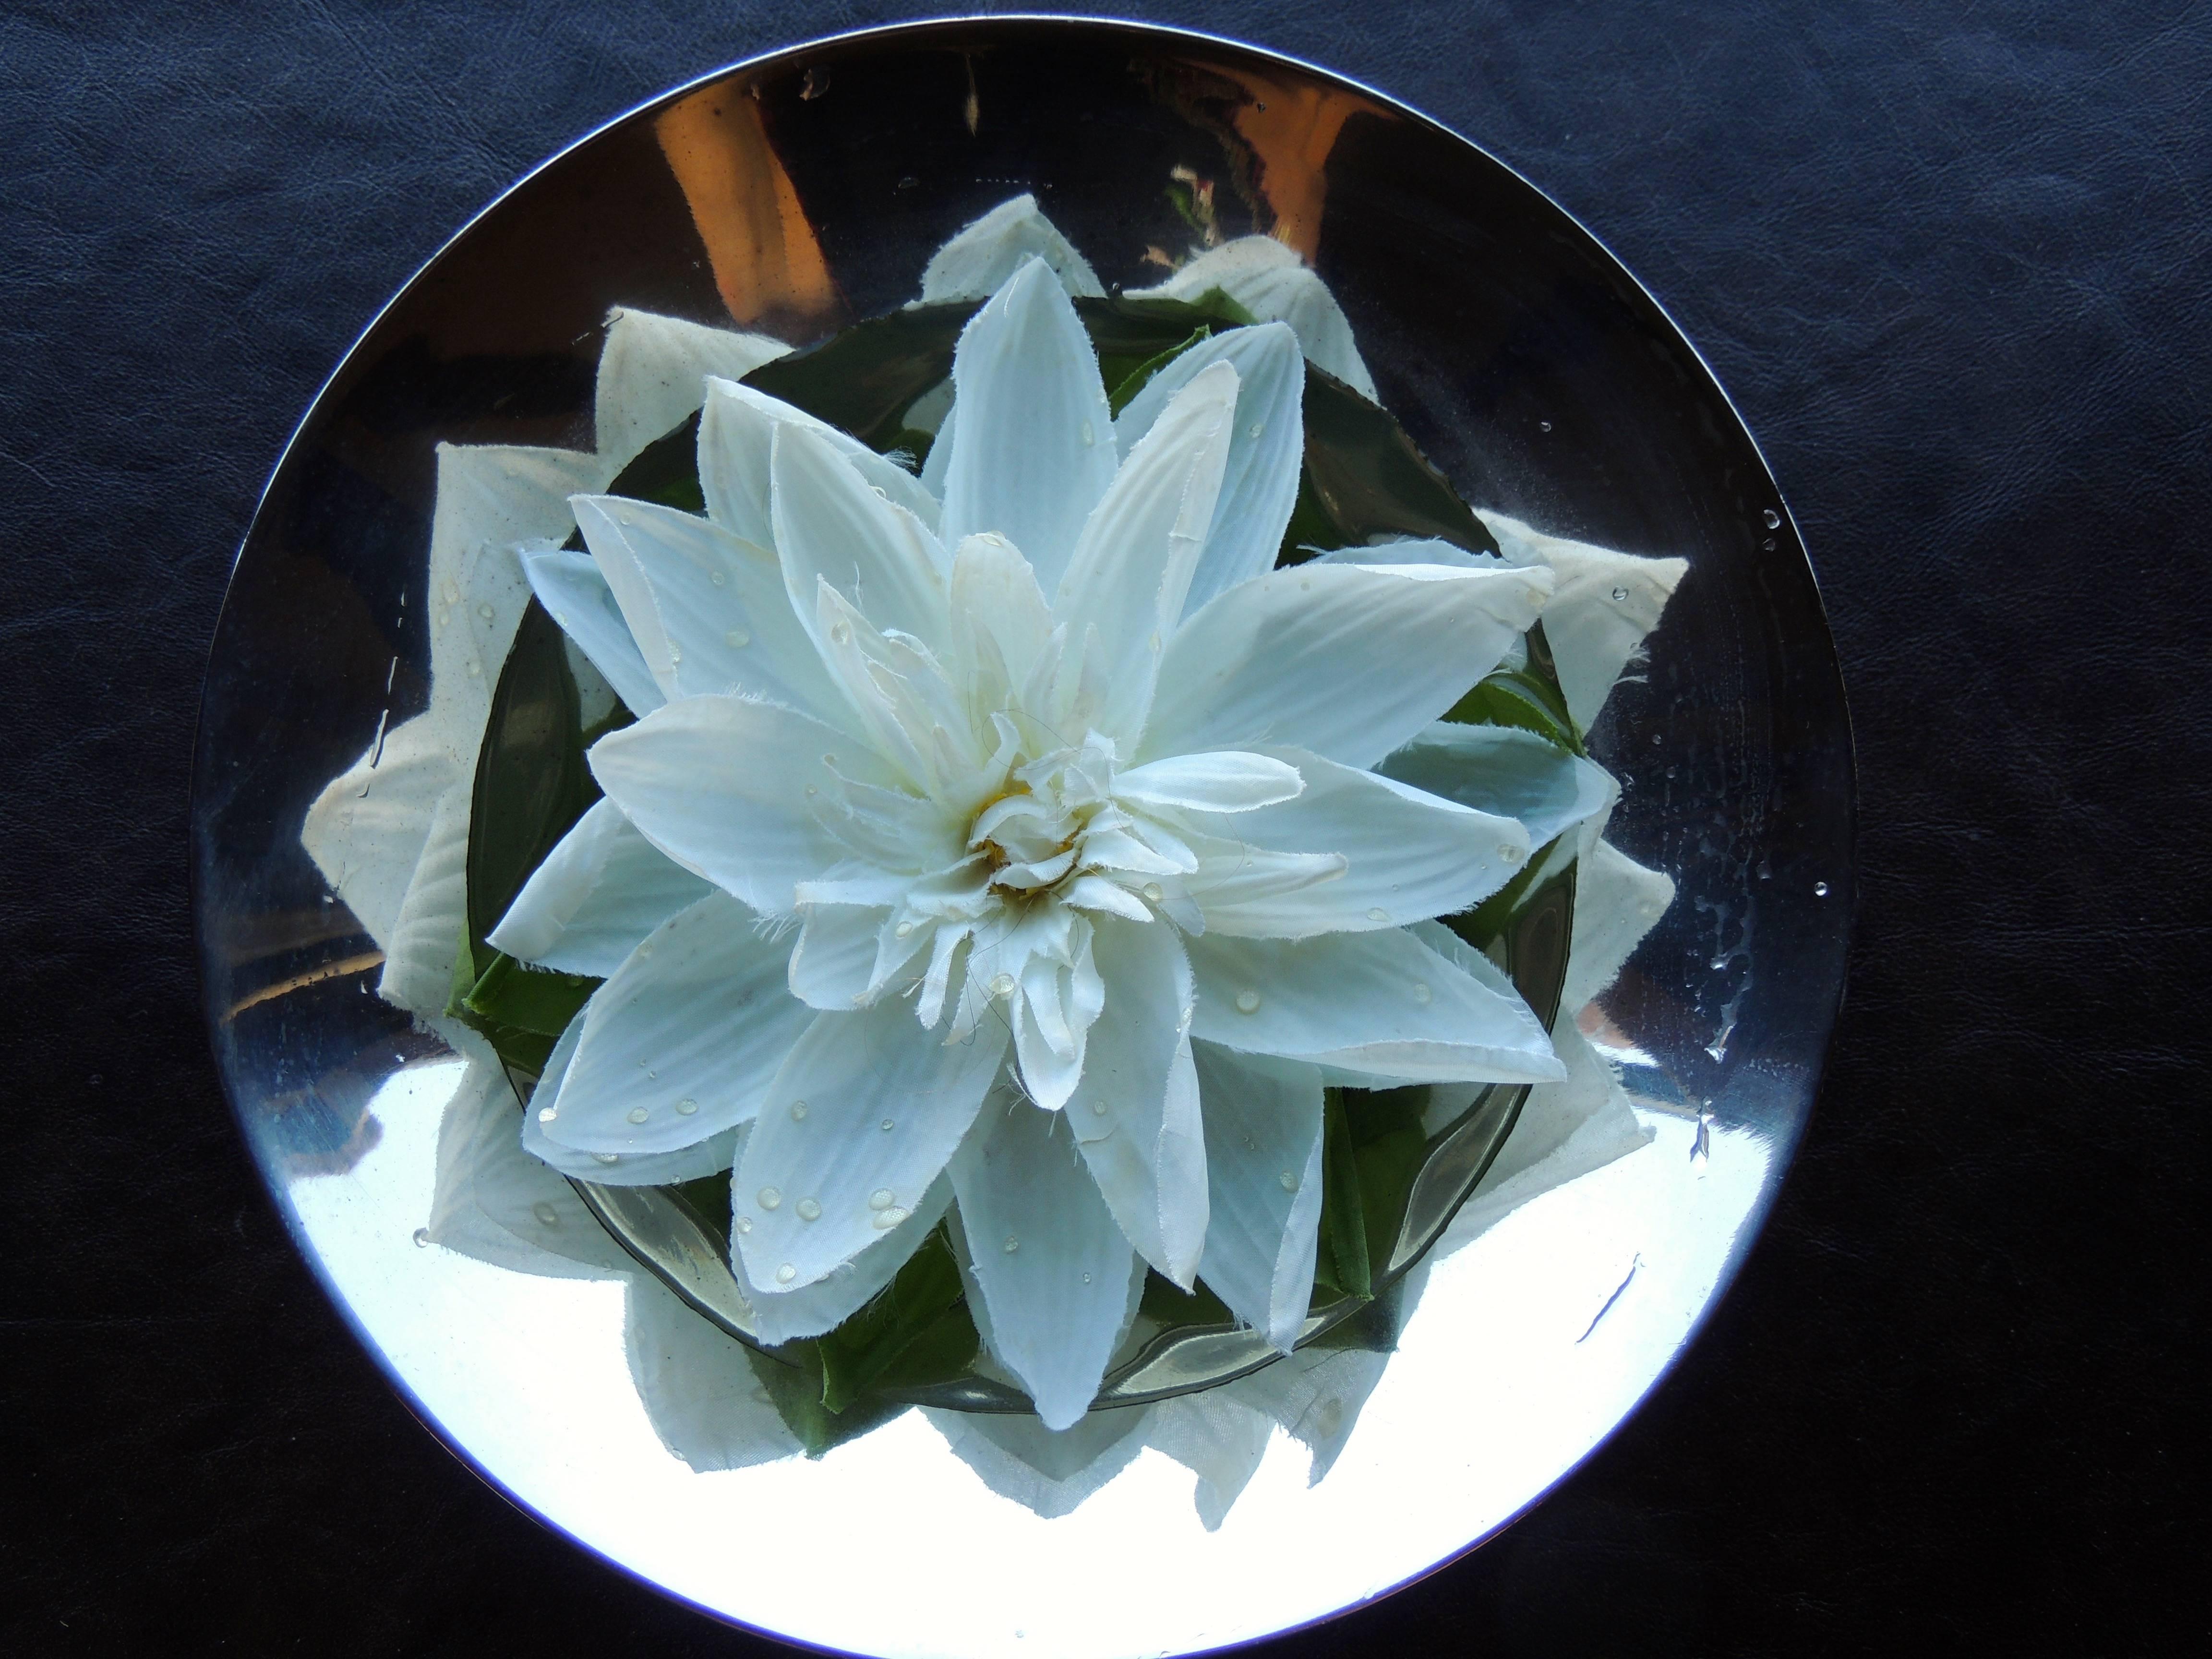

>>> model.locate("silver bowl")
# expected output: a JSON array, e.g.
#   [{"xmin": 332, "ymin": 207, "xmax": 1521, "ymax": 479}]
[{"xmin": 192, "ymin": 17, "xmax": 1852, "ymax": 1656}]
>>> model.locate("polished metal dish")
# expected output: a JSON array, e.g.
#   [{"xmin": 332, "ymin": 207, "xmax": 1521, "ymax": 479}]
[{"xmin": 192, "ymin": 18, "xmax": 1852, "ymax": 1656}]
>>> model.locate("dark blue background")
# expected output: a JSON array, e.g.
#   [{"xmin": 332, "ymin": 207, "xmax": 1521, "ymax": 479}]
[{"xmin": 2, "ymin": 3, "xmax": 2205, "ymax": 1653}]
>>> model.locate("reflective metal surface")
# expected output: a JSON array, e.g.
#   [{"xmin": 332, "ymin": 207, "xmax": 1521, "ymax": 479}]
[{"xmin": 192, "ymin": 18, "xmax": 1853, "ymax": 1656}]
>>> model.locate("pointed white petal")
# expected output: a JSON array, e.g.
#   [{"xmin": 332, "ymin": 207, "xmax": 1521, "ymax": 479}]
[
  {"xmin": 522, "ymin": 547, "xmax": 666, "ymax": 717},
  {"xmin": 487, "ymin": 797, "xmax": 713, "ymax": 975},
  {"xmin": 570, "ymin": 495, "xmax": 849, "ymax": 722},
  {"xmin": 700, "ymin": 376, "xmax": 940, "ymax": 546},
  {"xmin": 733, "ymin": 1002, "xmax": 1008, "ymax": 1292},
  {"xmin": 1561, "ymin": 836, "xmax": 1677, "ymax": 1013},
  {"xmin": 1065, "ymin": 916, "xmax": 1208, "ymax": 1286},
  {"xmin": 539, "ymin": 892, "xmax": 812, "ymax": 1154},
  {"xmin": 623, "ymin": 1272, "xmax": 804, "ymax": 1472},
  {"xmin": 951, "ymin": 1090, "xmax": 1140, "ymax": 1429},
  {"xmin": 788, "ymin": 902, "xmax": 890, "ymax": 1010},
  {"xmin": 769, "ymin": 422, "xmax": 950, "ymax": 669},
  {"xmin": 948, "ymin": 533, "xmax": 1055, "ymax": 714},
  {"xmin": 919, "ymin": 193, "xmax": 1108, "ymax": 303},
  {"xmin": 1143, "ymin": 1390, "xmax": 1275, "ymax": 1531},
  {"xmin": 1192, "ymin": 1044, "xmax": 1326, "ymax": 1351},
  {"xmin": 920, "ymin": 399, "xmax": 957, "ymax": 498},
  {"xmin": 589, "ymin": 694, "xmax": 899, "ymax": 914},
  {"xmin": 595, "ymin": 307, "xmax": 788, "ymax": 472},
  {"xmin": 1114, "ymin": 322, "xmax": 1306, "ymax": 615},
  {"xmin": 1062, "ymin": 874, "xmax": 1154, "ymax": 922},
  {"xmin": 1477, "ymin": 509, "xmax": 1690, "ymax": 729},
  {"xmin": 1145, "ymin": 560, "xmax": 1553, "ymax": 769},
  {"xmin": 1116, "ymin": 750, "xmax": 1303, "ymax": 814},
  {"xmin": 1378, "ymin": 722, "xmax": 1618, "ymax": 853},
  {"xmin": 1052, "ymin": 360, "xmax": 1239, "ymax": 744},
  {"xmin": 923, "ymin": 1399, "xmax": 1152, "ymax": 1519},
  {"xmin": 1184, "ymin": 746, "xmax": 1528, "ymax": 937},
  {"xmin": 1313, "ymin": 535, "xmax": 1489, "ymax": 571},
  {"xmin": 523, "ymin": 1002, "xmax": 739, "ymax": 1186},
  {"xmin": 1126, "ymin": 236, "xmax": 1377, "ymax": 401},
  {"xmin": 1185, "ymin": 926, "xmax": 1564, "ymax": 1084},
  {"xmin": 740, "ymin": 1169, "xmax": 953, "ymax": 1345},
  {"xmin": 939, "ymin": 258, "xmax": 1118, "ymax": 591}
]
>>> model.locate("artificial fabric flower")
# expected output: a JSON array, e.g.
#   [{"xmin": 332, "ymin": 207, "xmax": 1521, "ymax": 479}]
[{"xmin": 483, "ymin": 252, "xmax": 1614, "ymax": 1426}]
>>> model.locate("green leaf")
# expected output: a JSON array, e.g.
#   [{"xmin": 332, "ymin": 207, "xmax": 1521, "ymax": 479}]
[
  {"xmin": 814, "ymin": 1226, "xmax": 975, "ymax": 1412},
  {"xmin": 1282, "ymin": 367, "xmax": 1502, "ymax": 560},
  {"xmin": 1140, "ymin": 1271, "xmax": 1235, "ymax": 1326},
  {"xmin": 1316, "ymin": 1087, "xmax": 1372, "ymax": 1299},
  {"xmin": 1452, "ymin": 836, "xmax": 1564, "ymax": 950},
  {"xmin": 745, "ymin": 1343, "xmax": 906, "ymax": 1458},
  {"xmin": 744, "ymin": 304, "xmax": 974, "ymax": 451},
  {"xmin": 606, "ymin": 411, "xmax": 707, "ymax": 514},
  {"xmin": 1346, "ymin": 1086, "xmax": 1434, "ymax": 1274},
  {"xmin": 459, "ymin": 950, "xmax": 598, "ymax": 1038},
  {"xmin": 1106, "ymin": 325, "xmax": 1212, "ymax": 416}
]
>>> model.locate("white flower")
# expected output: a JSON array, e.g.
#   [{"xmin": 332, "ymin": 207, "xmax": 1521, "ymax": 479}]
[{"xmin": 487, "ymin": 254, "xmax": 1605, "ymax": 1426}]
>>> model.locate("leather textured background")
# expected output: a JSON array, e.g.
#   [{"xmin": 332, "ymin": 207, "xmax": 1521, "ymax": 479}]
[{"xmin": 2, "ymin": 1, "xmax": 2205, "ymax": 1653}]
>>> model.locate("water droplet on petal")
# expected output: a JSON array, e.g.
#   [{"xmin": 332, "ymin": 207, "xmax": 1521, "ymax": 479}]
[
  {"xmin": 531, "ymin": 1202, "xmax": 561, "ymax": 1227},
  {"xmin": 1814, "ymin": 880, "xmax": 1830, "ymax": 897},
  {"xmin": 709, "ymin": 568, "xmax": 726, "ymax": 586},
  {"xmin": 1082, "ymin": 1271, "xmax": 1093, "ymax": 1284},
  {"xmin": 592, "ymin": 1152, "xmax": 619, "ymax": 1165},
  {"xmin": 412, "ymin": 1227, "xmax": 431, "ymax": 1247},
  {"xmin": 1002, "ymin": 1236, "xmax": 1020, "ymax": 1253},
  {"xmin": 1235, "ymin": 988, "xmax": 1262, "ymax": 1014},
  {"xmin": 725, "ymin": 628, "xmax": 750, "ymax": 648},
  {"xmin": 776, "ymin": 1263, "xmax": 797, "ymax": 1284},
  {"xmin": 880, "ymin": 1118, "xmax": 896, "ymax": 1132},
  {"xmin": 1611, "ymin": 585, "xmax": 1629, "ymax": 601},
  {"xmin": 1763, "ymin": 508, "xmax": 1782, "ymax": 529},
  {"xmin": 830, "ymin": 620, "xmax": 853, "ymax": 645},
  {"xmin": 796, "ymin": 1198, "xmax": 822, "ymax": 1221},
  {"xmin": 1147, "ymin": 631, "xmax": 1161, "ymax": 653},
  {"xmin": 872, "ymin": 1206, "xmax": 909, "ymax": 1230},
  {"xmin": 790, "ymin": 1100, "xmax": 809, "ymax": 1121},
  {"xmin": 1499, "ymin": 842, "xmax": 1523, "ymax": 863},
  {"xmin": 675, "ymin": 1097, "xmax": 697, "ymax": 1116},
  {"xmin": 477, "ymin": 603, "xmax": 494, "ymax": 621},
  {"xmin": 989, "ymin": 972, "xmax": 1015, "ymax": 998},
  {"xmin": 1080, "ymin": 420, "xmax": 1095, "ymax": 446},
  {"xmin": 1091, "ymin": 1098, "xmax": 1109, "ymax": 1116},
  {"xmin": 1248, "ymin": 421, "xmax": 1264, "ymax": 439},
  {"xmin": 895, "ymin": 920, "xmax": 914, "ymax": 938},
  {"xmin": 626, "ymin": 1106, "xmax": 649, "ymax": 1124},
  {"xmin": 1411, "ymin": 981, "xmax": 1432, "ymax": 1004},
  {"xmin": 537, "ymin": 1106, "xmax": 558, "ymax": 1123},
  {"xmin": 465, "ymin": 661, "xmax": 481, "ymax": 677},
  {"xmin": 758, "ymin": 1187, "xmax": 783, "ymax": 1210},
  {"xmin": 1142, "ymin": 882, "xmax": 1164, "ymax": 902},
  {"xmin": 1366, "ymin": 906, "xmax": 1389, "ymax": 923},
  {"xmin": 868, "ymin": 1189, "xmax": 895, "ymax": 1210},
  {"xmin": 1278, "ymin": 1170, "xmax": 1299, "ymax": 1193},
  {"xmin": 733, "ymin": 1214, "xmax": 753, "ymax": 1234}
]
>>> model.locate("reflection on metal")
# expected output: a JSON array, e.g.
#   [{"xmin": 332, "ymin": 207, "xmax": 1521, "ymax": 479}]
[
  {"xmin": 225, "ymin": 949, "xmax": 384, "ymax": 1019},
  {"xmin": 577, "ymin": 871, "xmax": 1574, "ymax": 1418},
  {"xmin": 654, "ymin": 84, "xmax": 840, "ymax": 335}
]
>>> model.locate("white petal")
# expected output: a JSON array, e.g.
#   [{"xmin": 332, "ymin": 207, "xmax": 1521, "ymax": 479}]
[
  {"xmin": 522, "ymin": 547, "xmax": 666, "ymax": 717},
  {"xmin": 1113, "ymin": 322, "xmax": 1306, "ymax": 616},
  {"xmin": 1115, "ymin": 751, "xmax": 1303, "ymax": 814},
  {"xmin": 523, "ymin": 1002, "xmax": 740, "ymax": 1186},
  {"xmin": 1051, "ymin": 360, "xmax": 1239, "ymax": 745},
  {"xmin": 939, "ymin": 257, "xmax": 1118, "ymax": 592},
  {"xmin": 1065, "ymin": 916, "xmax": 1208, "ymax": 1286},
  {"xmin": 700, "ymin": 375, "xmax": 941, "ymax": 546},
  {"xmin": 487, "ymin": 797, "xmax": 714, "ymax": 975},
  {"xmin": 1126, "ymin": 236, "xmax": 1377, "ymax": 401},
  {"xmin": 589, "ymin": 694, "xmax": 899, "ymax": 914},
  {"xmin": 1561, "ymin": 836, "xmax": 1677, "ymax": 1013},
  {"xmin": 950, "ymin": 1090, "xmax": 1139, "ymax": 1429},
  {"xmin": 1377, "ymin": 722, "xmax": 1618, "ymax": 853},
  {"xmin": 920, "ymin": 399, "xmax": 957, "ymax": 499},
  {"xmin": 788, "ymin": 902, "xmax": 889, "ymax": 1011},
  {"xmin": 541, "ymin": 891, "xmax": 813, "ymax": 1153},
  {"xmin": 1185, "ymin": 746, "xmax": 1528, "ymax": 937},
  {"xmin": 1192, "ymin": 1044, "xmax": 1326, "ymax": 1351},
  {"xmin": 771, "ymin": 422, "xmax": 950, "ymax": 660},
  {"xmin": 740, "ymin": 1167, "xmax": 954, "ymax": 1345},
  {"xmin": 1062, "ymin": 874, "xmax": 1154, "ymax": 921},
  {"xmin": 733, "ymin": 1002, "xmax": 1008, "ymax": 1292},
  {"xmin": 948, "ymin": 533, "xmax": 1055, "ymax": 715},
  {"xmin": 1145, "ymin": 560, "xmax": 1553, "ymax": 769},
  {"xmin": 1185, "ymin": 927, "xmax": 1564, "ymax": 1083},
  {"xmin": 919, "ymin": 193, "xmax": 1107, "ymax": 303},
  {"xmin": 595, "ymin": 307, "xmax": 788, "ymax": 472},
  {"xmin": 570, "ymin": 495, "xmax": 848, "ymax": 721},
  {"xmin": 1477, "ymin": 509, "xmax": 1689, "ymax": 729}
]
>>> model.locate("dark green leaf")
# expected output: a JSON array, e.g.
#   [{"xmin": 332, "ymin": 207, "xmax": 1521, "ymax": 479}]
[
  {"xmin": 1107, "ymin": 325, "xmax": 1212, "ymax": 416},
  {"xmin": 815, "ymin": 1226, "xmax": 972, "ymax": 1412},
  {"xmin": 744, "ymin": 304, "xmax": 974, "ymax": 451},
  {"xmin": 1345, "ymin": 1086, "xmax": 1432, "ymax": 1273},
  {"xmin": 1140, "ymin": 1271, "xmax": 1235, "ymax": 1326},
  {"xmin": 459, "ymin": 951, "xmax": 597, "ymax": 1038},
  {"xmin": 1451, "ymin": 836, "xmax": 1563, "ymax": 950},
  {"xmin": 606, "ymin": 411, "xmax": 706, "ymax": 514},
  {"xmin": 1316, "ymin": 1088, "xmax": 1371, "ymax": 1300},
  {"xmin": 745, "ymin": 1343, "xmax": 906, "ymax": 1458},
  {"xmin": 1284, "ymin": 368, "xmax": 1502, "ymax": 560}
]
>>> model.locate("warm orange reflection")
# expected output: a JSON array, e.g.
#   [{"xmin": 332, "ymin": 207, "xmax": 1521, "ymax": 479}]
[
  {"xmin": 1221, "ymin": 69, "xmax": 1380, "ymax": 261},
  {"xmin": 655, "ymin": 84, "xmax": 840, "ymax": 336}
]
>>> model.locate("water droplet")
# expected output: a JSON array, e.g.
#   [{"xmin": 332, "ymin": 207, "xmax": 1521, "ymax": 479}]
[
  {"xmin": 531, "ymin": 1201, "xmax": 561, "ymax": 1227},
  {"xmin": 709, "ymin": 568, "xmax": 726, "ymax": 586},
  {"xmin": 868, "ymin": 1189, "xmax": 895, "ymax": 1211},
  {"xmin": 1147, "ymin": 631, "xmax": 1161, "ymax": 653},
  {"xmin": 775, "ymin": 1263, "xmax": 797, "ymax": 1284},
  {"xmin": 1611, "ymin": 585, "xmax": 1629, "ymax": 601},
  {"xmin": 465, "ymin": 661, "xmax": 481, "ymax": 677},
  {"xmin": 725, "ymin": 628, "xmax": 750, "ymax": 648},
  {"xmin": 758, "ymin": 1187, "xmax": 783, "ymax": 1210},
  {"xmin": 872, "ymin": 1206, "xmax": 909, "ymax": 1230},
  {"xmin": 1082, "ymin": 1272, "xmax": 1093, "ymax": 1284},
  {"xmin": 1814, "ymin": 880, "xmax": 1830, "ymax": 897},
  {"xmin": 733, "ymin": 1214, "xmax": 753, "ymax": 1234},
  {"xmin": 477, "ymin": 603, "xmax": 494, "ymax": 621},
  {"xmin": 880, "ymin": 1117, "xmax": 896, "ymax": 1132},
  {"xmin": 537, "ymin": 1106, "xmax": 558, "ymax": 1123},
  {"xmin": 1080, "ymin": 420, "xmax": 1095, "ymax": 446},
  {"xmin": 804, "ymin": 783, "xmax": 818, "ymax": 796},
  {"xmin": 1091, "ymin": 1098, "xmax": 1109, "ymax": 1116},
  {"xmin": 894, "ymin": 919, "xmax": 914, "ymax": 938},
  {"xmin": 1763, "ymin": 508, "xmax": 1782, "ymax": 529},
  {"xmin": 667, "ymin": 642, "xmax": 682, "ymax": 664},
  {"xmin": 675, "ymin": 1097, "xmax": 698, "ymax": 1116},
  {"xmin": 1539, "ymin": 419, "xmax": 1553, "ymax": 432},
  {"xmin": 1499, "ymin": 842, "xmax": 1523, "ymax": 863},
  {"xmin": 830, "ymin": 620, "xmax": 853, "ymax": 645},
  {"xmin": 412, "ymin": 1227, "xmax": 431, "ymax": 1247},
  {"xmin": 1142, "ymin": 882, "xmax": 1164, "ymax": 902},
  {"xmin": 1411, "ymin": 981, "xmax": 1432, "ymax": 1004},
  {"xmin": 1235, "ymin": 988, "xmax": 1262, "ymax": 1014},
  {"xmin": 989, "ymin": 972, "xmax": 1015, "ymax": 997},
  {"xmin": 626, "ymin": 1106, "xmax": 649, "ymax": 1124},
  {"xmin": 1248, "ymin": 421, "xmax": 1264, "ymax": 439},
  {"xmin": 870, "ymin": 485, "xmax": 888, "ymax": 500},
  {"xmin": 1002, "ymin": 1236, "xmax": 1021, "ymax": 1254},
  {"xmin": 790, "ymin": 1100, "xmax": 809, "ymax": 1121},
  {"xmin": 822, "ymin": 753, "xmax": 836, "ymax": 766},
  {"xmin": 1366, "ymin": 906, "xmax": 1389, "ymax": 922},
  {"xmin": 1762, "ymin": 536, "xmax": 1777, "ymax": 551},
  {"xmin": 796, "ymin": 1198, "xmax": 822, "ymax": 1221},
  {"xmin": 591, "ymin": 1152, "xmax": 619, "ymax": 1165},
  {"xmin": 1278, "ymin": 1170, "xmax": 1299, "ymax": 1193}
]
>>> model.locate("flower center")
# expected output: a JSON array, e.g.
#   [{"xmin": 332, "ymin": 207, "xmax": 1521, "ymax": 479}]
[{"xmin": 965, "ymin": 742, "xmax": 1113, "ymax": 902}]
